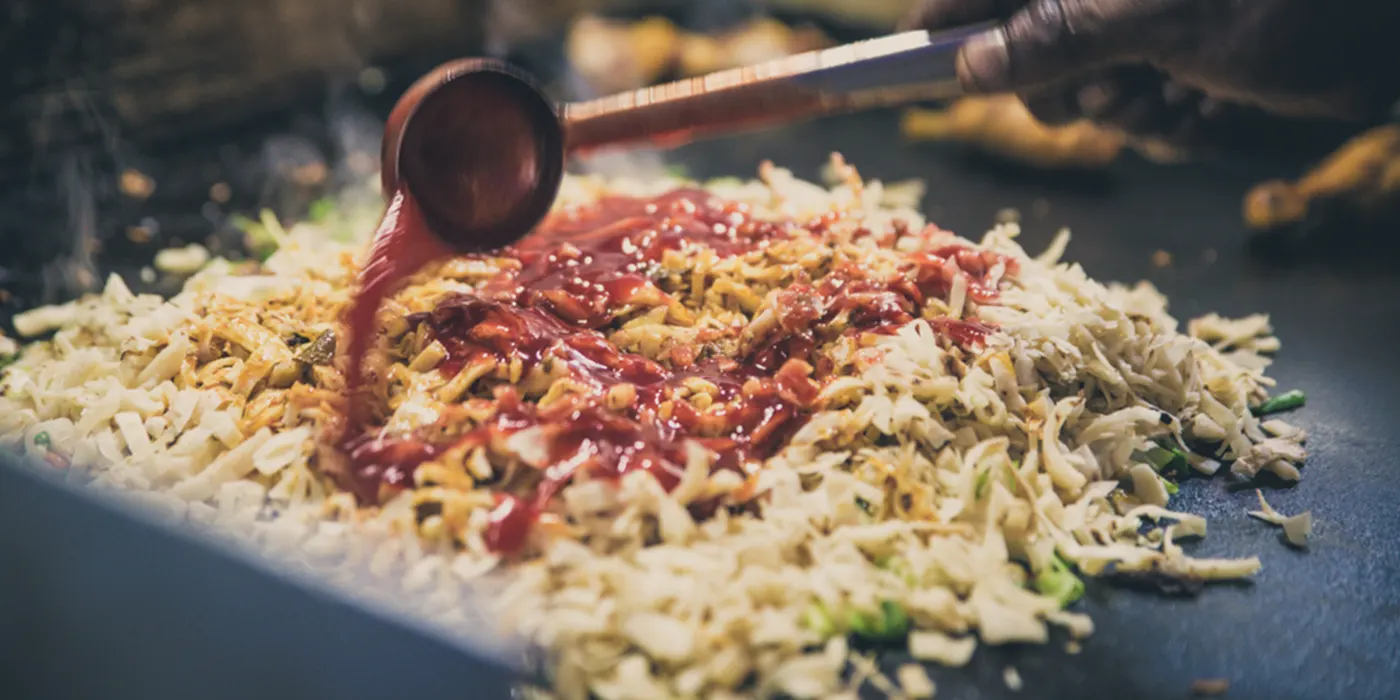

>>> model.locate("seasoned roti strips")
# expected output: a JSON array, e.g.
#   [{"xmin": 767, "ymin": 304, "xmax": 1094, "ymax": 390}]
[{"xmin": 0, "ymin": 158, "xmax": 1305, "ymax": 699}]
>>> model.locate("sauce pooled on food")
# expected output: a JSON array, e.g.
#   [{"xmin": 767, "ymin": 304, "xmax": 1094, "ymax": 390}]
[{"xmin": 337, "ymin": 188, "xmax": 1015, "ymax": 555}]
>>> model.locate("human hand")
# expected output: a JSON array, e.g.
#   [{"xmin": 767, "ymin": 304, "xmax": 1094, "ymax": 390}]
[{"xmin": 903, "ymin": 0, "xmax": 1400, "ymax": 148}]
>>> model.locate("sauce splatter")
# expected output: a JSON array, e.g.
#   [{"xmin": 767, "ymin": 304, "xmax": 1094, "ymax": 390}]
[{"xmin": 338, "ymin": 188, "xmax": 1017, "ymax": 553}]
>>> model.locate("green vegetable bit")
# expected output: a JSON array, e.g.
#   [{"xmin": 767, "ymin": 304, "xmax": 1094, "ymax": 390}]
[
  {"xmin": 231, "ymin": 209, "xmax": 290, "ymax": 262},
  {"xmin": 879, "ymin": 600, "xmax": 909, "ymax": 638},
  {"xmin": 0, "ymin": 353, "xmax": 18, "ymax": 372},
  {"xmin": 801, "ymin": 601, "xmax": 838, "ymax": 640},
  {"xmin": 33, "ymin": 431, "xmax": 51, "ymax": 450},
  {"xmin": 974, "ymin": 468, "xmax": 993, "ymax": 499},
  {"xmin": 293, "ymin": 329, "xmax": 338, "ymax": 366},
  {"xmin": 1033, "ymin": 554, "xmax": 1085, "ymax": 608},
  {"xmin": 1004, "ymin": 460, "xmax": 1019, "ymax": 494},
  {"xmin": 307, "ymin": 197, "xmax": 336, "ymax": 223},
  {"xmin": 848, "ymin": 601, "xmax": 910, "ymax": 642},
  {"xmin": 854, "ymin": 496, "xmax": 878, "ymax": 517},
  {"xmin": 1164, "ymin": 479, "xmax": 1180, "ymax": 496},
  {"xmin": 1144, "ymin": 444, "xmax": 1191, "ymax": 477},
  {"xmin": 664, "ymin": 164, "xmax": 691, "ymax": 178},
  {"xmin": 1252, "ymin": 389, "xmax": 1306, "ymax": 416},
  {"xmin": 883, "ymin": 556, "xmax": 918, "ymax": 587}
]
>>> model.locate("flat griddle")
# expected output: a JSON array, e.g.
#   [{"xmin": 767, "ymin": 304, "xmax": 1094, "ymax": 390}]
[
  {"xmin": 3, "ymin": 101, "xmax": 1400, "ymax": 700},
  {"xmin": 677, "ymin": 111, "xmax": 1400, "ymax": 700}
]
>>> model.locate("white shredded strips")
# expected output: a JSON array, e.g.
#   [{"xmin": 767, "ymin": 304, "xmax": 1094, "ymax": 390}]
[
  {"xmin": 0, "ymin": 157, "xmax": 1310, "ymax": 700},
  {"xmin": 1248, "ymin": 489, "xmax": 1313, "ymax": 548},
  {"xmin": 896, "ymin": 664, "xmax": 935, "ymax": 699},
  {"xmin": 910, "ymin": 632, "xmax": 977, "ymax": 667},
  {"xmin": 1003, "ymin": 666, "xmax": 1023, "ymax": 692},
  {"xmin": 252, "ymin": 426, "xmax": 313, "ymax": 476},
  {"xmin": 153, "ymin": 243, "xmax": 211, "ymax": 276}
]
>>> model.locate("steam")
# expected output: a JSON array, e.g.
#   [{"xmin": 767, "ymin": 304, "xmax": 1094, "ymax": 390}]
[
  {"xmin": 323, "ymin": 90, "xmax": 387, "ymax": 211},
  {"xmin": 574, "ymin": 148, "xmax": 671, "ymax": 180},
  {"xmin": 45, "ymin": 154, "xmax": 99, "ymax": 304}
]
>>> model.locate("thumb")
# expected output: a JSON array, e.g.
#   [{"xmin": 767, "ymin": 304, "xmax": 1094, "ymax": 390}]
[
  {"xmin": 957, "ymin": 0, "xmax": 1166, "ymax": 94},
  {"xmin": 898, "ymin": 0, "xmax": 1027, "ymax": 31}
]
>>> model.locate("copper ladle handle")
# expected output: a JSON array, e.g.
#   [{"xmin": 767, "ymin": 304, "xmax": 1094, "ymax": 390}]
[
  {"xmin": 562, "ymin": 22, "xmax": 992, "ymax": 154},
  {"xmin": 380, "ymin": 23, "xmax": 992, "ymax": 253}
]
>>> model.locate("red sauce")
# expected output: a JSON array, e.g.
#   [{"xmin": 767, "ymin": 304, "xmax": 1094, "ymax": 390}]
[
  {"xmin": 337, "ymin": 188, "xmax": 1017, "ymax": 555},
  {"xmin": 908, "ymin": 244, "xmax": 1018, "ymax": 304},
  {"xmin": 931, "ymin": 317, "xmax": 997, "ymax": 348},
  {"xmin": 342, "ymin": 189, "xmax": 451, "ymax": 429},
  {"xmin": 484, "ymin": 493, "xmax": 537, "ymax": 555},
  {"xmin": 416, "ymin": 298, "xmax": 574, "ymax": 378},
  {"xmin": 341, "ymin": 431, "xmax": 447, "ymax": 505},
  {"xmin": 485, "ymin": 189, "xmax": 790, "ymax": 328},
  {"xmin": 409, "ymin": 296, "xmax": 816, "ymax": 498}
]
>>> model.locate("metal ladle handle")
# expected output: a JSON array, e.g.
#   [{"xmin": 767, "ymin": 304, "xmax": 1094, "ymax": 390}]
[
  {"xmin": 562, "ymin": 22, "xmax": 992, "ymax": 154},
  {"xmin": 380, "ymin": 23, "xmax": 992, "ymax": 253}
]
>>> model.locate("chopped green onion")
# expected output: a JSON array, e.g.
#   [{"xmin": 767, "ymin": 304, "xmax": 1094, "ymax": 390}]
[
  {"xmin": 801, "ymin": 601, "xmax": 838, "ymax": 640},
  {"xmin": 875, "ymin": 555, "xmax": 918, "ymax": 586},
  {"xmin": 664, "ymin": 164, "xmax": 690, "ymax": 178},
  {"xmin": 1033, "ymin": 554, "xmax": 1085, "ymax": 608},
  {"xmin": 0, "ymin": 353, "xmax": 17, "ymax": 372},
  {"xmin": 879, "ymin": 600, "xmax": 909, "ymax": 639},
  {"xmin": 33, "ymin": 431, "xmax": 50, "ymax": 450},
  {"xmin": 1144, "ymin": 444, "xmax": 1191, "ymax": 477},
  {"xmin": 884, "ymin": 556, "xmax": 918, "ymax": 587},
  {"xmin": 846, "ymin": 609, "xmax": 873, "ymax": 636},
  {"xmin": 232, "ymin": 209, "xmax": 289, "ymax": 262},
  {"xmin": 854, "ymin": 496, "xmax": 877, "ymax": 517},
  {"xmin": 307, "ymin": 197, "xmax": 336, "ymax": 223},
  {"xmin": 974, "ymin": 468, "xmax": 993, "ymax": 499},
  {"xmin": 1164, "ymin": 479, "xmax": 1180, "ymax": 496},
  {"xmin": 1253, "ymin": 390, "xmax": 1306, "ymax": 416},
  {"xmin": 848, "ymin": 600, "xmax": 910, "ymax": 642}
]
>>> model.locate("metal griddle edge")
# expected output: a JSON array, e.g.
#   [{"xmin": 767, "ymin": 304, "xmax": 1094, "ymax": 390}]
[{"xmin": 0, "ymin": 455, "xmax": 520, "ymax": 700}]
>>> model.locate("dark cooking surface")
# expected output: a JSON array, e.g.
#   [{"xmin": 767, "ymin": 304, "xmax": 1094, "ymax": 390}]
[
  {"xmin": 3, "ymin": 108, "xmax": 1400, "ymax": 700},
  {"xmin": 697, "ymin": 112, "xmax": 1400, "ymax": 700}
]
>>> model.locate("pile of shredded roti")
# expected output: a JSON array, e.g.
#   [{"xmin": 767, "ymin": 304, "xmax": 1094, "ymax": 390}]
[{"xmin": 0, "ymin": 156, "xmax": 1308, "ymax": 700}]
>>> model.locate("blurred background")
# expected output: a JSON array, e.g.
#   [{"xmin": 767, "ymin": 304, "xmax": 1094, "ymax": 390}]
[
  {"xmin": 0, "ymin": 0, "xmax": 1393, "ymax": 331},
  {"xmin": 5, "ymin": 5, "xmax": 1400, "ymax": 700}
]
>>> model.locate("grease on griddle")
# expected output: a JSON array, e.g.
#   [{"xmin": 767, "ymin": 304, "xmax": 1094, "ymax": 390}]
[
  {"xmin": 1101, "ymin": 561, "xmax": 1207, "ymax": 597},
  {"xmin": 1191, "ymin": 678, "xmax": 1231, "ymax": 696}
]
